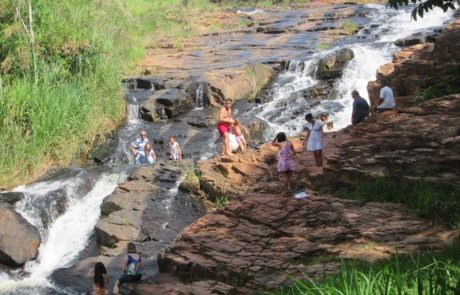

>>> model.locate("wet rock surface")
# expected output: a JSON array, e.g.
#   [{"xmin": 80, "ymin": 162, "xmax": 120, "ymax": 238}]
[
  {"xmin": 317, "ymin": 48, "xmax": 354, "ymax": 80},
  {"xmin": 0, "ymin": 208, "xmax": 41, "ymax": 267}
]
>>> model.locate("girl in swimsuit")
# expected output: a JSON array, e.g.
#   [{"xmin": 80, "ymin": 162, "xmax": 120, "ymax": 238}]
[
  {"xmin": 113, "ymin": 243, "xmax": 142, "ymax": 294},
  {"xmin": 233, "ymin": 119, "xmax": 249, "ymax": 153}
]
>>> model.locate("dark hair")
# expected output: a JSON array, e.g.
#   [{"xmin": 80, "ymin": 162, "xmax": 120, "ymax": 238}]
[
  {"xmin": 305, "ymin": 113, "xmax": 313, "ymax": 121},
  {"xmin": 127, "ymin": 242, "xmax": 136, "ymax": 254},
  {"xmin": 351, "ymin": 90, "xmax": 359, "ymax": 97},
  {"xmin": 94, "ymin": 262, "xmax": 107, "ymax": 289},
  {"xmin": 273, "ymin": 132, "xmax": 287, "ymax": 143}
]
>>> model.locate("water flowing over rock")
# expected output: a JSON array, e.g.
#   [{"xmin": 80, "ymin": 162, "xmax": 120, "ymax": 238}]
[
  {"xmin": 317, "ymin": 48, "xmax": 354, "ymax": 80},
  {"xmin": 0, "ymin": 208, "xmax": 41, "ymax": 267},
  {"xmin": 368, "ymin": 20, "xmax": 460, "ymax": 108}
]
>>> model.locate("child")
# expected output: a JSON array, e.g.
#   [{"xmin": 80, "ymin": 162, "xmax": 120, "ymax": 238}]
[
  {"xmin": 168, "ymin": 136, "xmax": 182, "ymax": 161},
  {"xmin": 233, "ymin": 119, "xmax": 249, "ymax": 153},
  {"xmin": 272, "ymin": 132, "xmax": 296, "ymax": 194},
  {"xmin": 304, "ymin": 113, "xmax": 324, "ymax": 167},
  {"xmin": 143, "ymin": 143, "xmax": 156, "ymax": 164},
  {"xmin": 320, "ymin": 113, "xmax": 333, "ymax": 131}
]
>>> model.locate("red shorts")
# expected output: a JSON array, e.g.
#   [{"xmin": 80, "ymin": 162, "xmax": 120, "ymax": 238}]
[{"xmin": 217, "ymin": 123, "xmax": 230, "ymax": 137}]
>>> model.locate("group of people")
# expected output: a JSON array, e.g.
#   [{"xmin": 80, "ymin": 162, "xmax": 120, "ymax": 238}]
[
  {"xmin": 87, "ymin": 243, "xmax": 142, "ymax": 295},
  {"xmin": 130, "ymin": 131, "xmax": 182, "ymax": 164},
  {"xmin": 351, "ymin": 80, "xmax": 396, "ymax": 125},
  {"xmin": 217, "ymin": 99, "xmax": 249, "ymax": 156}
]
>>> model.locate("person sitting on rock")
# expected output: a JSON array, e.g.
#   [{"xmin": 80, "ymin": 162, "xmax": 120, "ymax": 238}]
[
  {"xmin": 351, "ymin": 90, "xmax": 369, "ymax": 125},
  {"xmin": 143, "ymin": 143, "xmax": 156, "ymax": 164},
  {"xmin": 131, "ymin": 130, "xmax": 149, "ymax": 164},
  {"xmin": 87, "ymin": 262, "xmax": 109, "ymax": 295},
  {"xmin": 168, "ymin": 136, "xmax": 182, "ymax": 161},
  {"xmin": 113, "ymin": 243, "xmax": 142, "ymax": 294},
  {"xmin": 217, "ymin": 99, "xmax": 235, "ymax": 157},
  {"xmin": 377, "ymin": 79, "xmax": 396, "ymax": 111},
  {"xmin": 272, "ymin": 132, "xmax": 296, "ymax": 194},
  {"xmin": 232, "ymin": 119, "xmax": 250, "ymax": 153},
  {"xmin": 304, "ymin": 113, "xmax": 325, "ymax": 167}
]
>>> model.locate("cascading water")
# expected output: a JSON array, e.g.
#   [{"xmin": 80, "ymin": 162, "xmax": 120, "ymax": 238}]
[
  {"xmin": 0, "ymin": 170, "xmax": 124, "ymax": 294},
  {"xmin": 0, "ymin": 4, "xmax": 455, "ymax": 295},
  {"xmin": 254, "ymin": 5, "xmax": 454, "ymax": 139},
  {"xmin": 195, "ymin": 83, "xmax": 205, "ymax": 110}
]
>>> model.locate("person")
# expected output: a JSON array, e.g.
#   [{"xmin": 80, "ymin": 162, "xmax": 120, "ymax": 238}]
[
  {"xmin": 304, "ymin": 113, "xmax": 324, "ymax": 167},
  {"xmin": 87, "ymin": 262, "xmax": 109, "ymax": 295},
  {"xmin": 232, "ymin": 119, "xmax": 249, "ymax": 153},
  {"xmin": 320, "ymin": 113, "xmax": 333, "ymax": 130},
  {"xmin": 351, "ymin": 90, "xmax": 369, "ymax": 125},
  {"xmin": 168, "ymin": 136, "xmax": 182, "ymax": 161},
  {"xmin": 113, "ymin": 243, "xmax": 142, "ymax": 294},
  {"xmin": 143, "ymin": 143, "xmax": 156, "ymax": 164},
  {"xmin": 131, "ymin": 130, "xmax": 149, "ymax": 164},
  {"xmin": 272, "ymin": 132, "xmax": 296, "ymax": 194},
  {"xmin": 217, "ymin": 99, "xmax": 235, "ymax": 156},
  {"xmin": 377, "ymin": 80, "xmax": 396, "ymax": 111}
]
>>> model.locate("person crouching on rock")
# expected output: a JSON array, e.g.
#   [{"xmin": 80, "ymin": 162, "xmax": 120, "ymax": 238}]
[
  {"xmin": 304, "ymin": 113, "xmax": 325, "ymax": 167},
  {"xmin": 86, "ymin": 262, "xmax": 109, "ymax": 295},
  {"xmin": 217, "ymin": 99, "xmax": 235, "ymax": 156},
  {"xmin": 143, "ymin": 143, "xmax": 156, "ymax": 164},
  {"xmin": 113, "ymin": 243, "xmax": 142, "ymax": 294},
  {"xmin": 272, "ymin": 132, "xmax": 296, "ymax": 194},
  {"xmin": 233, "ymin": 119, "xmax": 249, "ymax": 153}
]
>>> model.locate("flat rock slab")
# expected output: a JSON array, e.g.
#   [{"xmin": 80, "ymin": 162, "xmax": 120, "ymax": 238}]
[{"xmin": 158, "ymin": 193, "xmax": 457, "ymax": 293}]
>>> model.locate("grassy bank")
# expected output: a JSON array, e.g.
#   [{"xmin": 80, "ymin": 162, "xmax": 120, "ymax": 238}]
[
  {"xmin": 275, "ymin": 240, "xmax": 460, "ymax": 295},
  {"xmin": 336, "ymin": 178, "xmax": 460, "ymax": 229},
  {"xmin": 0, "ymin": 0, "xmax": 219, "ymax": 187}
]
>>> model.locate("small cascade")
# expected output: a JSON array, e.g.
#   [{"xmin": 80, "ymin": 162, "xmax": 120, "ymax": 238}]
[
  {"xmin": 128, "ymin": 104, "xmax": 140, "ymax": 124},
  {"xmin": 0, "ymin": 171, "xmax": 123, "ymax": 294},
  {"xmin": 195, "ymin": 83, "xmax": 205, "ymax": 110}
]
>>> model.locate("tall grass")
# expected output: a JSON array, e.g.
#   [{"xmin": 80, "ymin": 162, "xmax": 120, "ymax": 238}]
[
  {"xmin": 336, "ymin": 178, "xmax": 460, "ymax": 229},
  {"xmin": 0, "ymin": 0, "xmax": 217, "ymax": 187},
  {"xmin": 275, "ymin": 241, "xmax": 460, "ymax": 295}
]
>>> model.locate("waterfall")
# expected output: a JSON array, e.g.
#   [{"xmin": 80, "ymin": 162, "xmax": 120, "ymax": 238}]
[
  {"xmin": 195, "ymin": 83, "xmax": 205, "ymax": 110},
  {"xmin": 254, "ymin": 5, "xmax": 454, "ymax": 139},
  {"xmin": 0, "ymin": 171, "xmax": 123, "ymax": 294},
  {"xmin": 128, "ymin": 104, "xmax": 140, "ymax": 124}
]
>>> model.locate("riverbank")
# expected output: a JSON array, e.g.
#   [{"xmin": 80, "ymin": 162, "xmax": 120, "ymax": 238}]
[{"xmin": 121, "ymin": 16, "xmax": 460, "ymax": 295}]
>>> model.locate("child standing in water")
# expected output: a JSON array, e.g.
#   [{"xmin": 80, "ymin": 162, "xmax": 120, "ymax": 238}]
[
  {"xmin": 233, "ymin": 119, "xmax": 249, "ymax": 153},
  {"xmin": 168, "ymin": 136, "xmax": 182, "ymax": 161},
  {"xmin": 272, "ymin": 132, "xmax": 296, "ymax": 194},
  {"xmin": 143, "ymin": 143, "xmax": 156, "ymax": 164},
  {"xmin": 304, "ymin": 113, "xmax": 325, "ymax": 167}
]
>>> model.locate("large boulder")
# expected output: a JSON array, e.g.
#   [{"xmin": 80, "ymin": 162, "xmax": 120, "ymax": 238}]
[
  {"xmin": 316, "ymin": 48, "xmax": 354, "ymax": 80},
  {"xmin": 141, "ymin": 88, "xmax": 193, "ymax": 120},
  {"xmin": 0, "ymin": 208, "xmax": 41, "ymax": 267},
  {"xmin": 0, "ymin": 192, "xmax": 24, "ymax": 207}
]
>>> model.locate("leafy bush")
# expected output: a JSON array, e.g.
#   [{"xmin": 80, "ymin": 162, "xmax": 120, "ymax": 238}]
[{"xmin": 416, "ymin": 63, "xmax": 460, "ymax": 102}]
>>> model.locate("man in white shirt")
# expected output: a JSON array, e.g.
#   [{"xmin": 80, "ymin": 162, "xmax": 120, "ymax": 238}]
[
  {"xmin": 131, "ymin": 130, "xmax": 149, "ymax": 164},
  {"xmin": 377, "ymin": 80, "xmax": 396, "ymax": 110}
]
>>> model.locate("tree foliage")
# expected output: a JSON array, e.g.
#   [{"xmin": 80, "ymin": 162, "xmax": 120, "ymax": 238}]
[{"xmin": 387, "ymin": 0, "xmax": 457, "ymax": 20}]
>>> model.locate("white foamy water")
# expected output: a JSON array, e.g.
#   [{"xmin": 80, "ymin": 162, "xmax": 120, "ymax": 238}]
[
  {"xmin": 256, "ymin": 5, "xmax": 454, "ymax": 138},
  {"xmin": 128, "ymin": 103, "xmax": 140, "ymax": 124},
  {"xmin": 0, "ymin": 172, "xmax": 123, "ymax": 294}
]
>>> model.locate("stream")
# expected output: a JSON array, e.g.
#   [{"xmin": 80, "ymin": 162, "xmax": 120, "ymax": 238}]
[{"xmin": 0, "ymin": 4, "xmax": 455, "ymax": 295}]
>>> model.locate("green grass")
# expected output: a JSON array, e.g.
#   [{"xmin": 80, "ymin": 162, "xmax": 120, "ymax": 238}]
[
  {"xmin": 275, "ymin": 242, "xmax": 460, "ymax": 295},
  {"xmin": 340, "ymin": 20, "xmax": 359, "ymax": 35},
  {"xmin": 415, "ymin": 63, "xmax": 460, "ymax": 102},
  {"xmin": 0, "ymin": 0, "xmax": 218, "ymax": 187},
  {"xmin": 336, "ymin": 178, "xmax": 460, "ymax": 229},
  {"xmin": 215, "ymin": 195, "xmax": 230, "ymax": 208}
]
